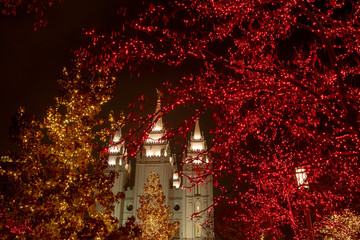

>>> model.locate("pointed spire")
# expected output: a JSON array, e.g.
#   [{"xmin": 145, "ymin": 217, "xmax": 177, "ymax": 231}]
[
  {"xmin": 113, "ymin": 128, "xmax": 122, "ymax": 142},
  {"xmin": 152, "ymin": 90, "xmax": 163, "ymax": 131},
  {"xmin": 193, "ymin": 118, "xmax": 202, "ymax": 140},
  {"xmin": 155, "ymin": 97, "xmax": 161, "ymax": 113},
  {"xmin": 189, "ymin": 118, "xmax": 206, "ymax": 153}
]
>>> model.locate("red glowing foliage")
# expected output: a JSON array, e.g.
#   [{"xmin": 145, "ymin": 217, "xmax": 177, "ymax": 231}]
[
  {"xmin": 0, "ymin": 206, "xmax": 33, "ymax": 239},
  {"xmin": 78, "ymin": 0, "xmax": 360, "ymax": 238},
  {"xmin": 0, "ymin": 0, "xmax": 64, "ymax": 29}
]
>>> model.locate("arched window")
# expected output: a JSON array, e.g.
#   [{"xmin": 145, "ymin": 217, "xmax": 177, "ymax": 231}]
[
  {"xmin": 195, "ymin": 201, "xmax": 201, "ymax": 213},
  {"xmin": 195, "ymin": 222, "xmax": 201, "ymax": 237}
]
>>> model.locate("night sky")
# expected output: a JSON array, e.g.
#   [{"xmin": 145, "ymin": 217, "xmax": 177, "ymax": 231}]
[{"xmin": 0, "ymin": 0, "xmax": 183, "ymax": 156}]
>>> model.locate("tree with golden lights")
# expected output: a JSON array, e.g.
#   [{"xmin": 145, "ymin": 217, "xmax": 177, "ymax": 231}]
[
  {"xmin": 316, "ymin": 209, "xmax": 360, "ymax": 240},
  {"xmin": 0, "ymin": 62, "xmax": 134, "ymax": 239},
  {"xmin": 3, "ymin": 0, "xmax": 360, "ymax": 239},
  {"xmin": 137, "ymin": 172, "xmax": 178, "ymax": 240}
]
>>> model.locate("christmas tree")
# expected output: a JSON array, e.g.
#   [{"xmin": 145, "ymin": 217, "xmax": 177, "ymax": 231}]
[
  {"xmin": 137, "ymin": 172, "xmax": 179, "ymax": 239},
  {"xmin": 3, "ymin": 0, "xmax": 360, "ymax": 238}
]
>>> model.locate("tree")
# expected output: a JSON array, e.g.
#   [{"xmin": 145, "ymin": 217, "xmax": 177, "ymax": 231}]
[
  {"xmin": 2, "ymin": 0, "xmax": 360, "ymax": 239},
  {"xmin": 0, "ymin": 0, "xmax": 65, "ymax": 29},
  {"xmin": 137, "ymin": 172, "xmax": 178, "ymax": 239},
  {"xmin": 0, "ymin": 62, "xmax": 133, "ymax": 239},
  {"xmin": 78, "ymin": 1, "xmax": 360, "ymax": 239},
  {"xmin": 316, "ymin": 209, "xmax": 360, "ymax": 240}
]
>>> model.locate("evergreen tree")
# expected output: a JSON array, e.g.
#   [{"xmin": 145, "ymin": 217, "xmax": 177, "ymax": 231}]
[
  {"xmin": 137, "ymin": 172, "xmax": 178, "ymax": 240},
  {"xmin": 3, "ymin": 0, "xmax": 360, "ymax": 238},
  {"xmin": 0, "ymin": 62, "xmax": 132, "ymax": 239}
]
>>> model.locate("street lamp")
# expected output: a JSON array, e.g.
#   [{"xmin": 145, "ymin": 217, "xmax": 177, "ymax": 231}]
[{"xmin": 295, "ymin": 166, "xmax": 314, "ymax": 240}]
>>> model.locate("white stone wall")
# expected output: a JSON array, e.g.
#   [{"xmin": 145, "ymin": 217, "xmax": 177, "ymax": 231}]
[{"xmin": 108, "ymin": 119, "xmax": 214, "ymax": 239}]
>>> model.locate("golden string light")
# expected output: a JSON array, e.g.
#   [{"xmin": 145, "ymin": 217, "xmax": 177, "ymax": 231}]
[
  {"xmin": 1, "ymin": 62, "xmax": 129, "ymax": 239},
  {"xmin": 137, "ymin": 172, "xmax": 179, "ymax": 239}
]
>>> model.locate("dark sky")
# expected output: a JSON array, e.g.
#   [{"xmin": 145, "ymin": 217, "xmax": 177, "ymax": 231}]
[{"xmin": 0, "ymin": 0, "xmax": 177, "ymax": 155}]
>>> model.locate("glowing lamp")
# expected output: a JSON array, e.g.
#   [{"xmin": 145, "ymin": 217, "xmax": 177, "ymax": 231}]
[{"xmin": 295, "ymin": 167, "xmax": 309, "ymax": 188}]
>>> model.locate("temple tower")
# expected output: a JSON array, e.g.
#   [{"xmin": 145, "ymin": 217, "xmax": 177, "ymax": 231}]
[
  {"xmin": 182, "ymin": 118, "xmax": 214, "ymax": 239},
  {"xmin": 107, "ymin": 128, "xmax": 130, "ymax": 221},
  {"xmin": 133, "ymin": 97, "xmax": 174, "ymax": 211}
]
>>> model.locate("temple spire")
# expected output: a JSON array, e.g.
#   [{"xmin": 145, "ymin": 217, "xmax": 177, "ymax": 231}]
[
  {"xmin": 113, "ymin": 128, "xmax": 122, "ymax": 143},
  {"xmin": 153, "ymin": 90, "xmax": 163, "ymax": 131},
  {"xmin": 193, "ymin": 118, "xmax": 202, "ymax": 140},
  {"xmin": 188, "ymin": 118, "xmax": 207, "ymax": 158}
]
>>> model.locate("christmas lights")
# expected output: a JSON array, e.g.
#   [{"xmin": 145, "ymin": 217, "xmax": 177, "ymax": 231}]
[
  {"xmin": 137, "ymin": 172, "xmax": 179, "ymax": 239},
  {"xmin": 79, "ymin": 1, "xmax": 360, "ymax": 238},
  {"xmin": 3, "ymin": 0, "xmax": 360, "ymax": 238},
  {"xmin": 0, "ymin": 62, "xmax": 132, "ymax": 239}
]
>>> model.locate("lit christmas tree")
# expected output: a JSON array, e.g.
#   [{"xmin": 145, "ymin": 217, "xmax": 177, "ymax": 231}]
[
  {"xmin": 0, "ymin": 62, "xmax": 133, "ymax": 239},
  {"xmin": 3, "ymin": 0, "xmax": 360, "ymax": 238},
  {"xmin": 137, "ymin": 172, "xmax": 179, "ymax": 239}
]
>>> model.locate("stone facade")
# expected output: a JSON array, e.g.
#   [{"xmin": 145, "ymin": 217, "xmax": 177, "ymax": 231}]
[{"xmin": 107, "ymin": 99, "xmax": 214, "ymax": 239}]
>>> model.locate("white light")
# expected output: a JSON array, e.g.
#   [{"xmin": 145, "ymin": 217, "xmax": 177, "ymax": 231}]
[
  {"xmin": 193, "ymin": 134, "xmax": 201, "ymax": 140},
  {"xmin": 146, "ymin": 151, "xmax": 161, "ymax": 157},
  {"xmin": 173, "ymin": 173, "xmax": 179, "ymax": 180},
  {"xmin": 173, "ymin": 180, "xmax": 180, "ymax": 188},
  {"xmin": 152, "ymin": 125, "xmax": 162, "ymax": 131},
  {"xmin": 191, "ymin": 142, "xmax": 204, "ymax": 151},
  {"xmin": 145, "ymin": 138, "xmax": 164, "ymax": 144},
  {"xmin": 196, "ymin": 204, "xmax": 200, "ymax": 213},
  {"xmin": 108, "ymin": 157, "xmax": 121, "ymax": 166},
  {"xmin": 192, "ymin": 146, "xmax": 203, "ymax": 151},
  {"xmin": 295, "ymin": 167, "xmax": 309, "ymax": 188},
  {"xmin": 109, "ymin": 145, "xmax": 120, "ymax": 153},
  {"xmin": 193, "ymin": 159, "xmax": 202, "ymax": 164}
]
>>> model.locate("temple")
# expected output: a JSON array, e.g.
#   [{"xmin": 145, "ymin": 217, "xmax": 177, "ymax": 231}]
[{"xmin": 106, "ymin": 98, "xmax": 214, "ymax": 239}]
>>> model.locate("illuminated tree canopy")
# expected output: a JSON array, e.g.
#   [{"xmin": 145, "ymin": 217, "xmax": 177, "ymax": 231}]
[
  {"xmin": 78, "ymin": 1, "xmax": 360, "ymax": 238},
  {"xmin": 0, "ymin": 63, "xmax": 131, "ymax": 239},
  {"xmin": 316, "ymin": 209, "xmax": 360, "ymax": 239},
  {"xmin": 1, "ymin": 0, "xmax": 360, "ymax": 239},
  {"xmin": 0, "ymin": 0, "xmax": 65, "ymax": 29},
  {"xmin": 137, "ymin": 172, "xmax": 179, "ymax": 240}
]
